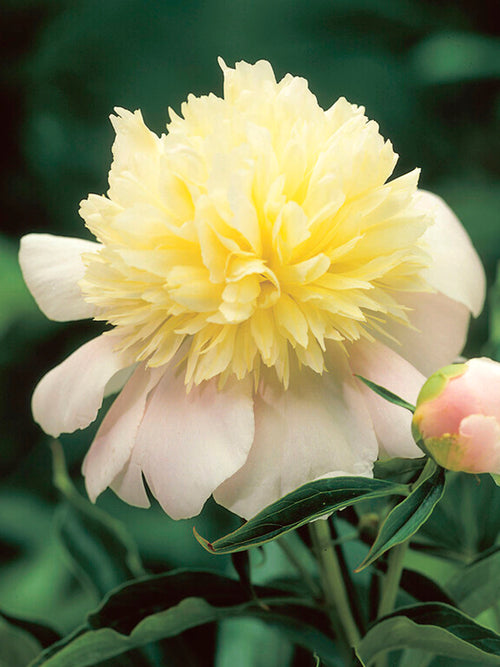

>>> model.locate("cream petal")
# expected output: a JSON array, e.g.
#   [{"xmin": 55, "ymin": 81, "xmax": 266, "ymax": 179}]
[
  {"xmin": 82, "ymin": 363, "xmax": 164, "ymax": 503},
  {"xmin": 417, "ymin": 190, "xmax": 486, "ymax": 317},
  {"xmin": 381, "ymin": 291, "xmax": 470, "ymax": 377},
  {"xmin": 214, "ymin": 350, "xmax": 378, "ymax": 519},
  {"xmin": 32, "ymin": 334, "xmax": 129, "ymax": 438},
  {"xmin": 348, "ymin": 339, "xmax": 424, "ymax": 458},
  {"xmin": 134, "ymin": 371, "xmax": 254, "ymax": 520},
  {"xmin": 19, "ymin": 233, "xmax": 101, "ymax": 321}
]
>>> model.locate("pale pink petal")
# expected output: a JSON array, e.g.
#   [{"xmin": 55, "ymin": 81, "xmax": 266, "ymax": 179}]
[
  {"xmin": 461, "ymin": 358, "xmax": 500, "ymax": 422},
  {"xmin": 214, "ymin": 349, "xmax": 378, "ymax": 519},
  {"xmin": 134, "ymin": 370, "xmax": 254, "ymax": 520},
  {"xmin": 111, "ymin": 458, "xmax": 150, "ymax": 508},
  {"xmin": 416, "ymin": 190, "xmax": 486, "ymax": 317},
  {"xmin": 19, "ymin": 233, "xmax": 101, "ymax": 321},
  {"xmin": 413, "ymin": 369, "xmax": 482, "ymax": 439},
  {"xmin": 458, "ymin": 414, "xmax": 500, "ymax": 473},
  {"xmin": 348, "ymin": 339, "xmax": 424, "ymax": 458},
  {"xmin": 380, "ymin": 291, "xmax": 470, "ymax": 376},
  {"xmin": 32, "ymin": 334, "xmax": 129, "ymax": 437},
  {"xmin": 82, "ymin": 364, "xmax": 164, "ymax": 503}
]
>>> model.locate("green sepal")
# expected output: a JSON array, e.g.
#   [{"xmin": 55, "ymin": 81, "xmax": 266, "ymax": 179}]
[
  {"xmin": 415, "ymin": 363, "xmax": 467, "ymax": 407},
  {"xmin": 490, "ymin": 473, "xmax": 500, "ymax": 486}
]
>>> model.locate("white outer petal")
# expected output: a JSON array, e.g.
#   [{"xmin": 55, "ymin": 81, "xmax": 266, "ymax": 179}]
[
  {"xmin": 381, "ymin": 291, "xmax": 470, "ymax": 377},
  {"xmin": 19, "ymin": 233, "xmax": 101, "ymax": 321},
  {"xmin": 82, "ymin": 363, "xmax": 164, "ymax": 504},
  {"xmin": 417, "ymin": 190, "xmax": 486, "ymax": 317},
  {"xmin": 32, "ymin": 334, "xmax": 130, "ymax": 437},
  {"xmin": 348, "ymin": 339, "xmax": 424, "ymax": 458},
  {"xmin": 214, "ymin": 350, "xmax": 378, "ymax": 520},
  {"xmin": 134, "ymin": 370, "xmax": 255, "ymax": 520}
]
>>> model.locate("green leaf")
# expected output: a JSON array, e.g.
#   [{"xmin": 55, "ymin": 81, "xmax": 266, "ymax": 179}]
[
  {"xmin": 87, "ymin": 570, "xmax": 290, "ymax": 632},
  {"xmin": 446, "ymin": 548, "xmax": 500, "ymax": 618},
  {"xmin": 31, "ymin": 601, "xmax": 342, "ymax": 667},
  {"xmin": 0, "ymin": 610, "xmax": 60, "ymax": 648},
  {"xmin": 0, "ymin": 618, "xmax": 42, "ymax": 667},
  {"xmin": 373, "ymin": 457, "xmax": 426, "ymax": 483},
  {"xmin": 356, "ymin": 603, "xmax": 500, "ymax": 665},
  {"xmin": 355, "ymin": 376, "xmax": 416, "ymax": 412},
  {"xmin": 194, "ymin": 477, "xmax": 408, "ymax": 554},
  {"xmin": 51, "ymin": 442, "xmax": 144, "ymax": 597},
  {"xmin": 399, "ymin": 569, "xmax": 456, "ymax": 607},
  {"xmin": 356, "ymin": 463, "xmax": 445, "ymax": 570},
  {"xmin": 30, "ymin": 570, "xmax": 341, "ymax": 667}
]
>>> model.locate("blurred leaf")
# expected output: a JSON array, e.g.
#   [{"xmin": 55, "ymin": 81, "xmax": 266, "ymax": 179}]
[
  {"xmin": 0, "ymin": 610, "xmax": 60, "ymax": 648},
  {"xmin": 0, "ymin": 535, "xmax": 92, "ymax": 634},
  {"xmin": 87, "ymin": 570, "xmax": 291, "ymax": 632},
  {"xmin": 446, "ymin": 549, "xmax": 500, "ymax": 618},
  {"xmin": 230, "ymin": 551, "xmax": 253, "ymax": 596},
  {"xmin": 32, "ymin": 601, "xmax": 342, "ymax": 667},
  {"xmin": 0, "ymin": 235, "xmax": 38, "ymax": 337},
  {"xmin": 412, "ymin": 32, "xmax": 500, "ymax": 85},
  {"xmin": 194, "ymin": 477, "xmax": 408, "ymax": 554},
  {"xmin": 416, "ymin": 473, "xmax": 500, "ymax": 560},
  {"xmin": 215, "ymin": 617, "xmax": 294, "ymax": 667},
  {"xmin": 486, "ymin": 262, "xmax": 500, "ymax": 362},
  {"xmin": 356, "ymin": 603, "xmax": 500, "ymax": 665},
  {"xmin": 0, "ymin": 617, "xmax": 41, "ymax": 667},
  {"xmin": 356, "ymin": 464, "xmax": 445, "ymax": 571},
  {"xmin": 399, "ymin": 569, "xmax": 456, "ymax": 607},
  {"xmin": 31, "ymin": 570, "xmax": 340, "ymax": 667},
  {"xmin": 0, "ymin": 490, "xmax": 53, "ymax": 550},
  {"xmin": 52, "ymin": 442, "xmax": 144, "ymax": 597},
  {"xmin": 355, "ymin": 376, "xmax": 416, "ymax": 412}
]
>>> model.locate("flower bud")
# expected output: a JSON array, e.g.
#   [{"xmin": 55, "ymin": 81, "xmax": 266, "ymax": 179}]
[{"xmin": 412, "ymin": 358, "xmax": 500, "ymax": 474}]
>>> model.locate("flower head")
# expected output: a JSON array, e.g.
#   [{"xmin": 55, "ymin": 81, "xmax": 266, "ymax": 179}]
[
  {"xmin": 20, "ymin": 60, "xmax": 486, "ymax": 519},
  {"xmin": 80, "ymin": 59, "xmax": 432, "ymax": 390},
  {"xmin": 412, "ymin": 358, "xmax": 500, "ymax": 474}
]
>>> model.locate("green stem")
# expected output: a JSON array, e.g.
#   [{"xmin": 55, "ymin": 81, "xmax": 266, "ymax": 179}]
[
  {"xmin": 377, "ymin": 540, "xmax": 408, "ymax": 618},
  {"xmin": 375, "ymin": 461, "xmax": 434, "ymax": 667},
  {"xmin": 310, "ymin": 520, "xmax": 360, "ymax": 649}
]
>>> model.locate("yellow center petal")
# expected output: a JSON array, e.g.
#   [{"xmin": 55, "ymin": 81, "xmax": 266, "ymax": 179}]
[{"xmin": 79, "ymin": 59, "xmax": 433, "ymax": 388}]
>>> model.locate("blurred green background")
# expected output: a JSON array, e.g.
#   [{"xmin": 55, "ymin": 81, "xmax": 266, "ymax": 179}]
[{"xmin": 1, "ymin": 0, "xmax": 500, "ymax": 663}]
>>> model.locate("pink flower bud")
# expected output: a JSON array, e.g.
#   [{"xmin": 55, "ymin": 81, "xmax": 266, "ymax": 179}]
[{"xmin": 412, "ymin": 358, "xmax": 500, "ymax": 474}]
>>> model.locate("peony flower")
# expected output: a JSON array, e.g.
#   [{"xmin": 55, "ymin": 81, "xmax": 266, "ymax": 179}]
[
  {"xmin": 19, "ymin": 59, "xmax": 485, "ymax": 519},
  {"xmin": 412, "ymin": 358, "xmax": 500, "ymax": 474}
]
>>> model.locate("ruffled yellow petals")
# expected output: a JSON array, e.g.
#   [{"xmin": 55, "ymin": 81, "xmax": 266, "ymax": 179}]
[{"xmin": 79, "ymin": 59, "xmax": 435, "ymax": 387}]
